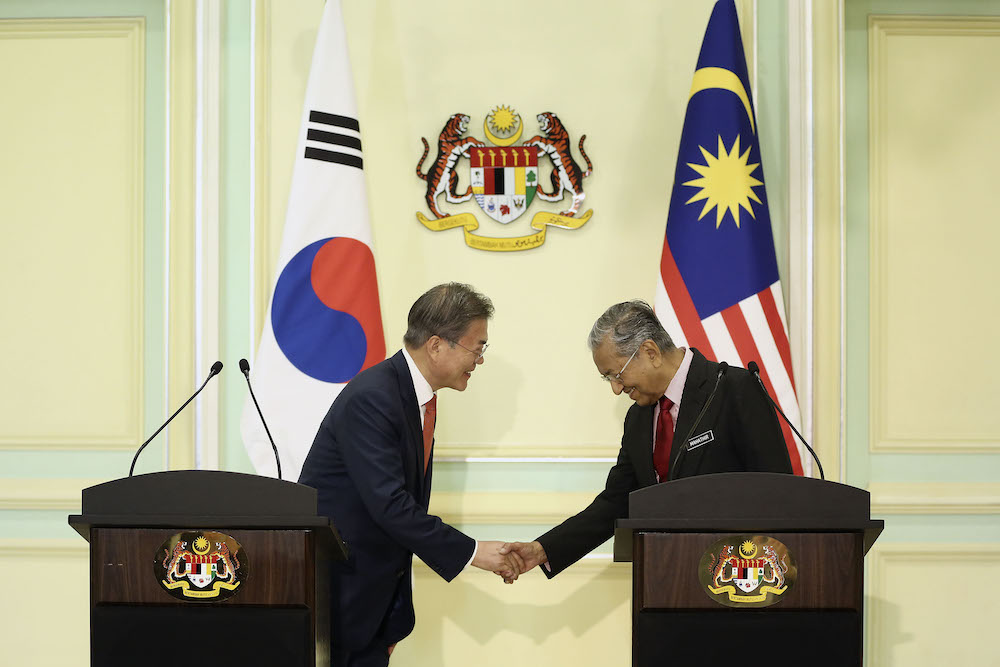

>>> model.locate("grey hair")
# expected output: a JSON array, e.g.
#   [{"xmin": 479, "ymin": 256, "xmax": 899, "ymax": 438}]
[
  {"xmin": 403, "ymin": 282, "xmax": 494, "ymax": 348},
  {"xmin": 587, "ymin": 300, "xmax": 675, "ymax": 356}
]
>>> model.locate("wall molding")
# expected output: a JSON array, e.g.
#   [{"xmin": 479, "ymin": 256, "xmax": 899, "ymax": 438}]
[
  {"xmin": 414, "ymin": 553, "xmax": 625, "ymax": 576},
  {"xmin": 810, "ymin": 0, "xmax": 846, "ymax": 482},
  {"xmin": 0, "ymin": 539, "xmax": 88, "ymax": 558},
  {"xmin": 867, "ymin": 543, "xmax": 1000, "ymax": 664},
  {"xmin": 0, "ymin": 479, "xmax": 103, "ymax": 510},
  {"xmin": 429, "ymin": 492, "xmax": 598, "ymax": 526},
  {"xmin": 0, "ymin": 17, "xmax": 145, "ymax": 451},
  {"xmin": 870, "ymin": 482, "xmax": 1000, "ymax": 515},
  {"xmin": 436, "ymin": 445, "xmax": 618, "ymax": 460},
  {"xmin": 868, "ymin": 16, "xmax": 1000, "ymax": 454},
  {"xmin": 167, "ymin": 1, "xmax": 199, "ymax": 469}
]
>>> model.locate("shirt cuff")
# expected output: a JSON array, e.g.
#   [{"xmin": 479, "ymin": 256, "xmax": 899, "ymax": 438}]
[{"xmin": 463, "ymin": 540, "xmax": 478, "ymax": 571}]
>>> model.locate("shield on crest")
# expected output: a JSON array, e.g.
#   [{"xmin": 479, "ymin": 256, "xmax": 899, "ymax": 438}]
[{"xmin": 470, "ymin": 146, "xmax": 538, "ymax": 224}]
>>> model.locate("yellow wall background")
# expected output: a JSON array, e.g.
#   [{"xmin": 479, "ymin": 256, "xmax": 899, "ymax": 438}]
[{"xmin": 2, "ymin": 1, "xmax": 1000, "ymax": 666}]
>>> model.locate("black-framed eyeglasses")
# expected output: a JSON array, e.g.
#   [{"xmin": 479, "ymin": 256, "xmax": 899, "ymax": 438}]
[
  {"xmin": 599, "ymin": 344, "xmax": 641, "ymax": 384},
  {"xmin": 451, "ymin": 341, "xmax": 489, "ymax": 361}
]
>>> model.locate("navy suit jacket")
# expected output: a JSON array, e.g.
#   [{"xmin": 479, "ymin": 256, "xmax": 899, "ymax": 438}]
[
  {"xmin": 298, "ymin": 351, "xmax": 475, "ymax": 650},
  {"xmin": 537, "ymin": 349, "xmax": 793, "ymax": 576}
]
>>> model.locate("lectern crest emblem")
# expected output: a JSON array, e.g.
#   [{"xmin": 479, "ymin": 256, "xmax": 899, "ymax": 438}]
[
  {"xmin": 698, "ymin": 535, "xmax": 796, "ymax": 608},
  {"xmin": 154, "ymin": 531, "xmax": 248, "ymax": 601}
]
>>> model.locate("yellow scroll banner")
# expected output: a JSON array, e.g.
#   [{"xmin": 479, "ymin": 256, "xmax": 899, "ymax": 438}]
[
  {"xmin": 161, "ymin": 578, "xmax": 242, "ymax": 599},
  {"xmin": 708, "ymin": 583, "xmax": 787, "ymax": 603},
  {"xmin": 417, "ymin": 209, "xmax": 592, "ymax": 252}
]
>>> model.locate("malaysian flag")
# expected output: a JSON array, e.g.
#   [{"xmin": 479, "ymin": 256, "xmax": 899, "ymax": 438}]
[{"xmin": 654, "ymin": 0, "xmax": 808, "ymax": 475}]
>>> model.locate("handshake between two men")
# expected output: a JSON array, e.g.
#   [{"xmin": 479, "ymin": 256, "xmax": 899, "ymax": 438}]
[{"xmin": 473, "ymin": 541, "xmax": 548, "ymax": 584}]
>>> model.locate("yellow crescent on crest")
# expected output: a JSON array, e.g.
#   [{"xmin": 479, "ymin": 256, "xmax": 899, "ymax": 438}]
[
  {"xmin": 689, "ymin": 67, "xmax": 756, "ymax": 134},
  {"xmin": 483, "ymin": 116, "xmax": 523, "ymax": 146}
]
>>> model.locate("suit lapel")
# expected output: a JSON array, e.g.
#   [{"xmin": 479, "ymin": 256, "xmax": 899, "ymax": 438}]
[
  {"xmin": 626, "ymin": 405, "xmax": 659, "ymax": 488},
  {"xmin": 670, "ymin": 350, "xmax": 712, "ymax": 471},
  {"xmin": 390, "ymin": 351, "xmax": 427, "ymax": 501}
]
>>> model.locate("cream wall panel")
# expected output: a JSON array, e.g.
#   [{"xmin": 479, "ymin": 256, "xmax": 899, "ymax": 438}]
[
  {"xmin": 868, "ymin": 544, "xmax": 1000, "ymax": 666},
  {"xmin": 0, "ymin": 540, "xmax": 89, "ymax": 666},
  {"xmin": 869, "ymin": 18, "xmax": 1000, "ymax": 453},
  {"xmin": 399, "ymin": 558, "xmax": 629, "ymax": 666},
  {"xmin": 0, "ymin": 19, "xmax": 143, "ymax": 449}
]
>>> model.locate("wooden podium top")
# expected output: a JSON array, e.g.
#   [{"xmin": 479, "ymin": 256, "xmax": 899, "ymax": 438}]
[
  {"xmin": 68, "ymin": 470, "xmax": 346, "ymax": 559},
  {"xmin": 614, "ymin": 472, "xmax": 884, "ymax": 560}
]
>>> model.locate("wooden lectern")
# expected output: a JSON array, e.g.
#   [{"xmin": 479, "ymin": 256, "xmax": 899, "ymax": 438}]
[
  {"xmin": 614, "ymin": 472, "xmax": 883, "ymax": 667},
  {"xmin": 69, "ymin": 470, "xmax": 346, "ymax": 667}
]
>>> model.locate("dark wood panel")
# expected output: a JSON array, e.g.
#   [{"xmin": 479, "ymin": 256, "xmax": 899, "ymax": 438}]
[
  {"xmin": 635, "ymin": 532, "xmax": 863, "ymax": 611},
  {"xmin": 93, "ymin": 528, "xmax": 316, "ymax": 607}
]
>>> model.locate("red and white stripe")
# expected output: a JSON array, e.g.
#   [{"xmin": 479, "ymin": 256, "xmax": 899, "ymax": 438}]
[{"xmin": 656, "ymin": 245, "xmax": 809, "ymax": 475}]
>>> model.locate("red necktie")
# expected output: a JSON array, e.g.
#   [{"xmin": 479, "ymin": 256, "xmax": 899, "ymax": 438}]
[
  {"xmin": 422, "ymin": 395, "xmax": 437, "ymax": 472},
  {"xmin": 653, "ymin": 396, "xmax": 674, "ymax": 482}
]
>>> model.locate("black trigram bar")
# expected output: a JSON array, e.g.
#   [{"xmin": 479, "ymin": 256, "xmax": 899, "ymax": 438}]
[
  {"xmin": 304, "ymin": 148, "xmax": 363, "ymax": 169},
  {"xmin": 309, "ymin": 111, "xmax": 360, "ymax": 132},
  {"xmin": 305, "ymin": 110, "xmax": 363, "ymax": 170}
]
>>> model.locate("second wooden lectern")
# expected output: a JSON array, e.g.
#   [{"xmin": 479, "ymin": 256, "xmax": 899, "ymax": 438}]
[{"xmin": 614, "ymin": 472, "xmax": 883, "ymax": 667}]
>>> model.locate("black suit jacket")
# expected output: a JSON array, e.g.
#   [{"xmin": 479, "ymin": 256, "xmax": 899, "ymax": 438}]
[
  {"xmin": 537, "ymin": 349, "xmax": 792, "ymax": 577},
  {"xmin": 298, "ymin": 351, "xmax": 475, "ymax": 650}
]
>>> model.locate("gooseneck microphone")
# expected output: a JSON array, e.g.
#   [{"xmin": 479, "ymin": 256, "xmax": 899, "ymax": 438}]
[
  {"xmin": 128, "ymin": 361, "xmax": 224, "ymax": 477},
  {"xmin": 748, "ymin": 361, "xmax": 825, "ymax": 480},
  {"xmin": 240, "ymin": 358, "xmax": 283, "ymax": 480},
  {"xmin": 669, "ymin": 362, "xmax": 729, "ymax": 481}
]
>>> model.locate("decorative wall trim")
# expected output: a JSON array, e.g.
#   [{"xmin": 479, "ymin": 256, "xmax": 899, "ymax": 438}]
[
  {"xmin": 429, "ymin": 492, "xmax": 598, "ymax": 526},
  {"xmin": 0, "ymin": 17, "xmax": 145, "ymax": 451},
  {"xmin": 0, "ymin": 539, "xmax": 88, "ymax": 558},
  {"xmin": 0, "ymin": 479, "xmax": 103, "ymax": 510},
  {"xmin": 868, "ymin": 16, "xmax": 1000, "ymax": 454},
  {"xmin": 786, "ymin": 0, "xmax": 815, "ymax": 465},
  {"xmin": 167, "ymin": 1, "xmax": 199, "ymax": 469},
  {"xmin": 867, "ymin": 543, "xmax": 1000, "ymax": 664},
  {"xmin": 436, "ymin": 445, "xmax": 618, "ymax": 460},
  {"xmin": 195, "ymin": 0, "xmax": 223, "ymax": 470},
  {"xmin": 252, "ymin": 0, "xmax": 272, "ymax": 349},
  {"xmin": 414, "ymin": 553, "xmax": 624, "ymax": 575},
  {"xmin": 870, "ymin": 483, "xmax": 1000, "ymax": 515},
  {"xmin": 810, "ymin": 0, "xmax": 846, "ymax": 482}
]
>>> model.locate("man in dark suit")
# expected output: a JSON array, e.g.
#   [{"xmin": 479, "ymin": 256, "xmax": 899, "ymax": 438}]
[
  {"xmin": 501, "ymin": 300, "xmax": 793, "ymax": 577},
  {"xmin": 299, "ymin": 283, "xmax": 518, "ymax": 666}
]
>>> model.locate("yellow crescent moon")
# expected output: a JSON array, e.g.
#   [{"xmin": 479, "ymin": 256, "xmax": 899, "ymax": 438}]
[
  {"xmin": 689, "ymin": 67, "xmax": 756, "ymax": 134},
  {"xmin": 483, "ymin": 115, "xmax": 523, "ymax": 147}
]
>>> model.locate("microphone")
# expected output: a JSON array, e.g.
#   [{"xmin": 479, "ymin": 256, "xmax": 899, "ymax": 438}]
[
  {"xmin": 747, "ymin": 361, "xmax": 825, "ymax": 480},
  {"xmin": 239, "ymin": 358, "xmax": 283, "ymax": 480},
  {"xmin": 128, "ymin": 361, "xmax": 224, "ymax": 477},
  {"xmin": 669, "ymin": 362, "xmax": 728, "ymax": 481}
]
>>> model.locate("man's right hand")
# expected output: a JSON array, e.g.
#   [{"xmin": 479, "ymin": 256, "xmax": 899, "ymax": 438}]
[
  {"xmin": 499, "ymin": 541, "xmax": 547, "ymax": 575},
  {"xmin": 472, "ymin": 540, "xmax": 521, "ymax": 582}
]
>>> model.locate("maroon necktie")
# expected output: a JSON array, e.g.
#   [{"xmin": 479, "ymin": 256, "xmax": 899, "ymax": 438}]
[
  {"xmin": 653, "ymin": 396, "xmax": 674, "ymax": 482},
  {"xmin": 422, "ymin": 395, "xmax": 437, "ymax": 472}
]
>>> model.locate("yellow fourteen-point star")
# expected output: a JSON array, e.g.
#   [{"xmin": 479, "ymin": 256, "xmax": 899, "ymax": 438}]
[{"xmin": 683, "ymin": 134, "xmax": 763, "ymax": 229}]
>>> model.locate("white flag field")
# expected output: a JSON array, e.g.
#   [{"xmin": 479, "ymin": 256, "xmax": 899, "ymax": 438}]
[{"xmin": 241, "ymin": 0, "xmax": 386, "ymax": 481}]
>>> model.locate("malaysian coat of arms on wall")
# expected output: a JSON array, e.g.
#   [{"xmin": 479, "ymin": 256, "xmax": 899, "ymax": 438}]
[{"xmin": 415, "ymin": 106, "xmax": 593, "ymax": 251}]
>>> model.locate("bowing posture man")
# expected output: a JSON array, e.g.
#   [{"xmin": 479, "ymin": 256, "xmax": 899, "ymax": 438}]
[
  {"xmin": 299, "ymin": 283, "xmax": 517, "ymax": 666},
  {"xmin": 503, "ymin": 299, "xmax": 793, "ymax": 577}
]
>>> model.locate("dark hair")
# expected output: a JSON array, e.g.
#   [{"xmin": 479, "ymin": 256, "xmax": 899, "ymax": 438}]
[
  {"xmin": 403, "ymin": 283, "xmax": 494, "ymax": 348},
  {"xmin": 588, "ymin": 300, "xmax": 675, "ymax": 356}
]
